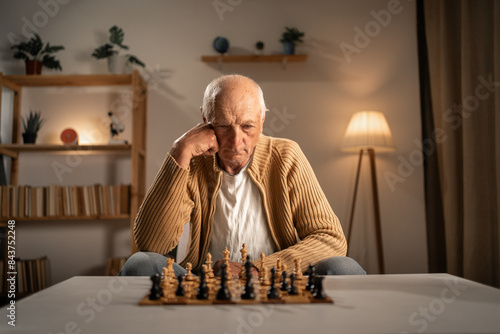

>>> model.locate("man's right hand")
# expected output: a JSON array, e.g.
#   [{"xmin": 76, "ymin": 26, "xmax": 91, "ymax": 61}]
[{"xmin": 169, "ymin": 123, "xmax": 219, "ymax": 169}]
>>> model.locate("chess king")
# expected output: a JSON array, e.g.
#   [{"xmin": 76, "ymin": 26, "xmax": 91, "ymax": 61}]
[{"xmin": 120, "ymin": 74, "xmax": 366, "ymax": 278}]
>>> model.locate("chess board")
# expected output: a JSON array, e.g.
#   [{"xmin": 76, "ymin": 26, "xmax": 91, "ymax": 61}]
[
  {"xmin": 139, "ymin": 275, "xmax": 333, "ymax": 306},
  {"xmin": 139, "ymin": 244, "xmax": 333, "ymax": 306}
]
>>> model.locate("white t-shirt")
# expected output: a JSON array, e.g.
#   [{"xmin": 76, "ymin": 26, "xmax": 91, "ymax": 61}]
[{"xmin": 208, "ymin": 157, "xmax": 275, "ymax": 262}]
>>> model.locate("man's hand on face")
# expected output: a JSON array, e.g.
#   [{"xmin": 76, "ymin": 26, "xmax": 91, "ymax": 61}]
[{"xmin": 169, "ymin": 122, "xmax": 219, "ymax": 169}]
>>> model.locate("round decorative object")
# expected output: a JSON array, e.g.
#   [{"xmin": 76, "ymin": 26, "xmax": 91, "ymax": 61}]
[
  {"xmin": 60, "ymin": 128, "xmax": 78, "ymax": 145},
  {"xmin": 213, "ymin": 37, "xmax": 230, "ymax": 54}
]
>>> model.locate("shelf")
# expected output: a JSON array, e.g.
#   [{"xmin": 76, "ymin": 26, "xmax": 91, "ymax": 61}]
[
  {"xmin": 201, "ymin": 54, "xmax": 307, "ymax": 63},
  {"xmin": 201, "ymin": 54, "xmax": 307, "ymax": 70},
  {"xmin": 2, "ymin": 74, "xmax": 135, "ymax": 88},
  {"xmin": 0, "ymin": 215, "xmax": 129, "ymax": 222},
  {"xmin": 0, "ymin": 144, "xmax": 131, "ymax": 158}
]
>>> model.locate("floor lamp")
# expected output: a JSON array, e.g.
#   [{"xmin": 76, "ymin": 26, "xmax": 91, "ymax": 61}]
[{"xmin": 342, "ymin": 111, "xmax": 395, "ymax": 274}]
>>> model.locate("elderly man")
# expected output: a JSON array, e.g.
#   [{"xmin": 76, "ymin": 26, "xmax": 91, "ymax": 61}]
[{"xmin": 120, "ymin": 74, "xmax": 365, "ymax": 277}]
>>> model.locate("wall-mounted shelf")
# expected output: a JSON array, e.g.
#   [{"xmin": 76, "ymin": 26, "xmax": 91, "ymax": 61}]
[
  {"xmin": 0, "ymin": 144, "xmax": 133, "ymax": 158},
  {"xmin": 201, "ymin": 54, "xmax": 307, "ymax": 69},
  {"xmin": 2, "ymin": 215, "xmax": 130, "ymax": 222}
]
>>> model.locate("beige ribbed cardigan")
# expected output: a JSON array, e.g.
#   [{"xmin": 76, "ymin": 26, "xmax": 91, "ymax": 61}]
[{"xmin": 133, "ymin": 135, "xmax": 347, "ymax": 273}]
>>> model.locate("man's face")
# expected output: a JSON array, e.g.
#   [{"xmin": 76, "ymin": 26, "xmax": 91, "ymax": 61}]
[{"xmin": 204, "ymin": 84, "xmax": 264, "ymax": 171}]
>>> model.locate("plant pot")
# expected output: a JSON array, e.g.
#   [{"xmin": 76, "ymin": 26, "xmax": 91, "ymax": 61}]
[
  {"xmin": 22, "ymin": 133, "xmax": 37, "ymax": 144},
  {"xmin": 107, "ymin": 54, "xmax": 131, "ymax": 74},
  {"xmin": 25, "ymin": 60, "xmax": 43, "ymax": 75},
  {"xmin": 282, "ymin": 42, "xmax": 296, "ymax": 55}
]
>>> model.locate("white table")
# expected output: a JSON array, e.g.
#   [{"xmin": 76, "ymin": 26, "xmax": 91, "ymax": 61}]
[{"xmin": 1, "ymin": 274, "xmax": 499, "ymax": 333}]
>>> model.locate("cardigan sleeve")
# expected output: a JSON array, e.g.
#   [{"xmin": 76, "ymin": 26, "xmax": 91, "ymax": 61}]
[
  {"xmin": 133, "ymin": 153, "xmax": 195, "ymax": 255},
  {"xmin": 259, "ymin": 141, "xmax": 347, "ymax": 272}
]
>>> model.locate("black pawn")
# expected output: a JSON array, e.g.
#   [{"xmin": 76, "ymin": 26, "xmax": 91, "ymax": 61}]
[
  {"xmin": 196, "ymin": 267, "xmax": 209, "ymax": 300},
  {"xmin": 313, "ymin": 276, "xmax": 327, "ymax": 299},
  {"xmin": 306, "ymin": 264, "xmax": 316, "ymax": 292},
  {"xmin": 148, "ymin": 273, "xmax": 163, "ymax": 300},
  {"xmin": 241, "ymin": 256, "xmax": 255, "ymax": 300},
  {"xmin": 280, "ymin": 270, "xmax": 289, "ymax": 292},
  {"xmin": 216, "ymin": 263, "xmax": 231, "ymax": 300},
  {"xmin": 175, "ymin": 275, "xmax": 185, "ymax": 297},
  {"xmin": 267, "ymin": 268, "xmax": 280, "ymax": 299},
  {"xmin": 289, "ymin": 273, "xmax": 298, "ymax": 295}
]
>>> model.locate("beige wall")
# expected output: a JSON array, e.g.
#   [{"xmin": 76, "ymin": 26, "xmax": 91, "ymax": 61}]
[{"xmin": 0, "ymin": 0, "xmax": 427, "ymax": 283}]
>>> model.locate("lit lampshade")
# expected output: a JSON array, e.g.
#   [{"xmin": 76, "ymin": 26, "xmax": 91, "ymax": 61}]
[{"xmin": 342, "ymin": 111, "xmax": 395, "ymax": 152}]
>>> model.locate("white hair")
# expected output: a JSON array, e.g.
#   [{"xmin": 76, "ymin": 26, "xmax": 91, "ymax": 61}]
[{"xmin": 202, "ymin": 74, "xmax": 267, "ymax": 121}]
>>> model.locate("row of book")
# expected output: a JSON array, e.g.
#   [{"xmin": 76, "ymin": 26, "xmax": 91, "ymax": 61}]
[
  {"xmin": 0, "ymin": 184, "xmax": 130, "ymax": 218},
  {"xmin": 0, "ymin": 256, "xmax": 50, "ymax": 294}
]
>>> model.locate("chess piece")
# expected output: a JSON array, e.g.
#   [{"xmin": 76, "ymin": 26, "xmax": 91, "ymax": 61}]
[
  {"xmin": 289, "ymin": 273, "xmax": 298, "ymax": 295},
  {"xmin": 216, "ymin": 263, "xmax": 231, "ymax": 300},
  {"xmin": 175, "ymin": 275, "xmax": 185, "ymax": 297},
  {"xmin": 149, "ymin": 274, "xmax": 163, "ymax": 300},
  {"xmin": 239, "ymin": 243, "xmax": 248, "ymax": 278},
  {"xmin": 306, "ymin": 264, "xmax": 315, "ymax": 292},
  {"xmin": 185, "ymin": 262, "xmax": 194, "ymax": 281},
  {"xmin": 222, "ymin": 247, "xmax": 232, "ymax": 279},
  {"xmin": 241, "ymin": 256, "xmax": 255, "ymax": 300},
  {"xmin": 161, "ymin": 267, "xmax": 169, "ymax": 293},
  {"xmin": 206, "ymin": 253, "xmax": 214, "ymax": 278},
  {"xmin": 261, "ymin": 265, "xmax": 270, "ymax": 286},
  {"xmin": 280, "ymin": 270, "xmax": 289, "ymax": 292},
  {"xmin": 259, "ymin": 252, "xmax": 266, "ymax": 281},
  {"xmin": 313, "ymin": 276, "xmax": 327, "ymax": 299},
  {"xmin": 294, "ymin": 258, "xmax": 303, "ymax": 280},
  {"xmin": 276, "ymin": 257, "xmax": 282, "ymax": 279},
  {"xmin": 167, "ymin": 258, "xmax": 175, "ymax": 280},
  {"xmin": 197, "ymin": 267, "xmax": 209, "ymax": 300},
  {"xmin": 267, "ymin": 268, "xmax": 279, "ymax": 299}
]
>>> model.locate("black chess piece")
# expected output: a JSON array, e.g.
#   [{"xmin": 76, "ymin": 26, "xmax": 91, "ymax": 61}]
[
  {"xmin": 175, "ymin": 274, "xmax": 185, "ymax": 297},
  {"xmin": 306, "ymin": 264, "xmax": 316, "ymax": 292},
  {"xmin": 289, "ymin": 273, "xmax": 298, "ymax": 295},
  {"xmin": 280, "ymin": 270, "xmax": 289, "ymax": 292},
  {"xmin": 148, "ymin": 273, "xmax": 163, "ymax": 300},
  {"xmin": 313, "ymin": 276, "xmax": 327, "ymax": 299},
  {"xmin": 241, "ymin": 256, "xmax": 255, "ymax": 299},
  {"xmin": 216, "ymin": 263, "xmax": 231, "ymax": 300},
  {"xmin": 197, "ymin": 267, "xmax": 209, "ymax": 300},
  {"xmin": 267, "ymin": 267, "xmax": 280, "ymax": 299}
]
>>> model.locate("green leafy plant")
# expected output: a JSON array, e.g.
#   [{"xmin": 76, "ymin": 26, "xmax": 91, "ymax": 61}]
[
  {"xmin": 11, "ymin": 33, "xmax": 65, "ymax": 70},
  {"xmin": 279, "ymin": 27, "xmax": 305, "ymax": 44},
  {"xmin": 22, "ymin": 110, "xmax": 44, "ymax": 134},
  {"xmin": 92, "ymin": 25, "xmax": 145, "ymax": 67}
]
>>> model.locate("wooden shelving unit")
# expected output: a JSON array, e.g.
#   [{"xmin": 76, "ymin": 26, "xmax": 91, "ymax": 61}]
[
  {"xmin": 201, "ymin": 54, "xmax": 307, "ymax": 69},
  {"xmin": 0, "ymin": 71, "xmax": 147, "ymax": 297}
]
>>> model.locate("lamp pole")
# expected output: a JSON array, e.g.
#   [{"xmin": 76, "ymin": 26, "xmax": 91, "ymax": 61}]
[{"xmin": 346, "ymin": 148, "xmax": 385, "ymax": 274}]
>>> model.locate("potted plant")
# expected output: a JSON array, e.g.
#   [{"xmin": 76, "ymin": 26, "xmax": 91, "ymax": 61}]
[
  {"xmin": 279, "ymin": 27, "xmax": 305, "ymax": 55},
  {"xmin": 11, "ymin": 33, "xmax": 65, "ymax": 75},
  {"xmin": 22, "ymin": 110, "xmax": 44, "ymax": 144},
  {"xmin": 92, "ymin": 25, "xmax": 146, "ymax": 74}
]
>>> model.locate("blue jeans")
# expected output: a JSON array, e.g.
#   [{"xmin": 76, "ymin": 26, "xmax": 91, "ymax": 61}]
[{"xmin": 118, "ymin": 252, "xmax": 366, "ymax": 276}]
